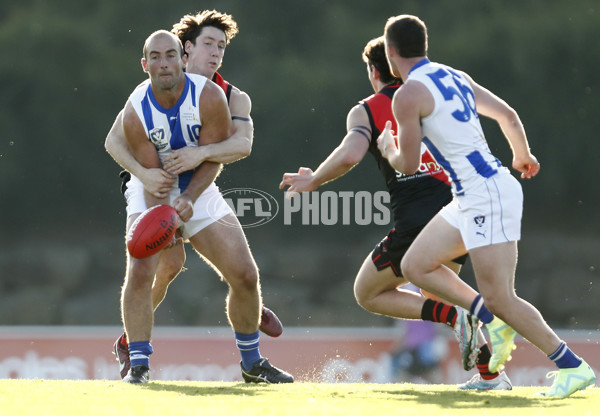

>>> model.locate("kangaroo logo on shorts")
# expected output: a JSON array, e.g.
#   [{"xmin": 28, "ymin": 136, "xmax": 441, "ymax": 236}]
[
  {"xmin": 474, "ymin": 215, "xmax": 485, "ymax": 227},
  {"xmin": 149, "ymin": 127, "xmax": 169, "ymax": 150}
]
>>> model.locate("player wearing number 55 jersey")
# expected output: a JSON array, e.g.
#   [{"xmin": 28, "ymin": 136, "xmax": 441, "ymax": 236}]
[{"xmin": 379, "ymin": 14, "xmax": 595, "ymax": 398}]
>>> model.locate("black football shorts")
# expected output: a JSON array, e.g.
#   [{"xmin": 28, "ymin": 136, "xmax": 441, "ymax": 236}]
[{"xmin": 371, "ymin": 227, "xmax": 468, "ymax": 277}]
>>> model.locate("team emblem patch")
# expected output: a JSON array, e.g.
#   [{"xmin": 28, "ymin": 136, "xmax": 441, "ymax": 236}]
[
  {"xmin": 474, "ymin": 215, "xmax": 485, "ymax": 226},
  {"xmin": 149, "ymin": 127, "xmax": 168, "ymax": 150},
  {"xmin": 473, "ymin": 215, "xmax": 487, "ymax": 238}
]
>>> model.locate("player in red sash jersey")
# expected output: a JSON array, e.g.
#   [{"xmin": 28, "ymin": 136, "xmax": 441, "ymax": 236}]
[
  {"xmin": 280, "ymin": 37, "xmax": 511, "ymax": 390},
  {"xmin": 105, "ymin": 11, "xmax": 291, "ymax": 384}
]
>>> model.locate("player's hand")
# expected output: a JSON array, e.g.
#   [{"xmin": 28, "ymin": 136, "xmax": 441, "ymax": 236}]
[
  {"xmin": 513, "ymin": 154, "xmax": 540, "ymax": 179},
  {"xmin": 376, "ymin": 120, "xmax": 397, "ymax": 158},
  {"xmin": 164, "ymin": 229, "xmax": 184, "ymax": 249},
  {"xmin": 173, "ymin": 195, "xmax": 194, "ymax": 222},
  {"xmin": 279, "ymin": 167, "xmax": 316, "ymax": 199},
  {"xmin": 164, "ymin": 235, "xmax": 184, "ymax": 249},
  {"xmin": 163, "ymin": 147, "xmax": 205, "ymax": 175},
  {"xmin": 140, "ymin": 168, "xmax": 176, "ymax": 198}
]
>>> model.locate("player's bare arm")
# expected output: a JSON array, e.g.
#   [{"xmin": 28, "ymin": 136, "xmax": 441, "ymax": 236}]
[
  {"xmin": 464, "ymin": 71, "xmax": 540, "ymax": 179},
  {"xmin": 279, "ymin": 104, "xmax": 370, "ymax": 197},
  {"xmin": 105, "ymin": 109, "xmax": 176, "ymax": 198},
  {"xmin": 122, "ymin": 101, "xmax": 169, "ymax": 208},
  {"xmin": 204, "ymin": 87, "xmax": 253, "ymax": 162},
  {"xmin": 174, "ymin": 80, "xmax": 232, "ymax": 218},
  {"xmin": 378, "ymin": 81, "xmax": 427, "ymax": 174},
  {"xmin": 163, "ymin": 87, "xmax": 252, "ymax": 174}
]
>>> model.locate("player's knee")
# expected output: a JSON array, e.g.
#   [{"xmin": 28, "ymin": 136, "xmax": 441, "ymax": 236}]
[
  {"xmin": 228, "ymin": 266, "xmax": 259, "ymax": 292},
  {"xmin": 482, "ymin": 296, "xmax": 502, "ymax": 317},
  {"xmin": 356, "ymin": 297, "xmax": 377, "ymax": 313},
  {"xmin": 153, "ymin": 269, "xmax": 179, "ymax": 293},
  {"xmin": 400, "ymin": 255, "xmax": 419, "ymax": 284},
  {"xmin": 353, "ymin": 287, "xmax": 368, "ymax": 309},
  {"xmin": 482, "ymin": 293, "xmax": 515, "ymax": 318},
  {"xmin": 353, "ymin": 284, "xmax": 373, "ymax": 311},
  {"xmin": 157, "ymin": 255, "xmax": 185, "ymax": 285},
  {"xmin": 126, "ymin": 260, "xmax": 155, "ymax": 289}
]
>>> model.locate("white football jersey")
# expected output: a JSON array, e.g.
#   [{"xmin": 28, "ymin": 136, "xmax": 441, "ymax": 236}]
[
  {"xmin": 128, "ymin": 73, "xmax": 207, "ymax": 192},
  {"xmin": 407, "ymin": 59, "xmax": 509, "ymax": 195}
]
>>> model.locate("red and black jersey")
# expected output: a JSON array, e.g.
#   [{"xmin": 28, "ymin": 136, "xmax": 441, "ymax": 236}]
[
  {"xmin": 212, "ymin": 72, "xmax": 233, "ymax": 103},
  {"xmin": 361, "ymin": 84, "xmax": 452, "ymax": 232}
]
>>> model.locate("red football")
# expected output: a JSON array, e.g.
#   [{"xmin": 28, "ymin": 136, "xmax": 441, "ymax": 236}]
[
  {"xmin": 126, "ymin": 205, "xmax": 179, "ymax": 259},
  {"xmin": 260, "ymin": 306, "xmax": 283, "ymax": 337}
]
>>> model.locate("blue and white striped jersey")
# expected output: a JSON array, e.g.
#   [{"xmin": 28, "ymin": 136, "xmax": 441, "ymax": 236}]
[
  {"xmin": 128, "ymin": 73, "xmax": 208, "ymax": 192},
  {"xmin": 407, "ymin": 59, "xmax": 509, "ymax": 196}
]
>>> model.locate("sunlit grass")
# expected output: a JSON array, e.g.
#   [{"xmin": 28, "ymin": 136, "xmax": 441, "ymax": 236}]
[{"xmin": 0, "ymin": 380, "xmax": 596, "ymax": 416}]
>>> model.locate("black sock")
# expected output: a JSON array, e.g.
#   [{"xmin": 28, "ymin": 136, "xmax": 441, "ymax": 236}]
[{"xmin": 421, "ymin": 298, "xmax": 457, "ymax": 327}]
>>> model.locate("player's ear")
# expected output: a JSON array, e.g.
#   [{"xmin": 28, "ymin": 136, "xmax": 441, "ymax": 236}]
[
  {"xmin": 141, "ymin": 58, "xmax": 149, "ymax": 73},
  {"xmin": 386, "ymin": 42, "xmax": 396, "ymax": 59},
  {"xmin": 184, "ymin": 40, "xmax": 193, "ymax": 55},
  {"xmin": 371, "ymin": 65, "xmax": 381, "ymax": 81}
]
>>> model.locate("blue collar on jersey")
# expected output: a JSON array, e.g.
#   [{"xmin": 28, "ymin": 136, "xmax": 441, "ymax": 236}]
[
  {"xmin": 147, "ymin": 74, "xmax": 191, "ymax": 119},
  {"xmin": 408, "ymin": 58, "xmax": 430, "ymax": 76}
]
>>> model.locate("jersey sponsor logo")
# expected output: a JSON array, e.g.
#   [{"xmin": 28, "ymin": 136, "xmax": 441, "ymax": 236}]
[
  {"xmin": 180, "ymin": 109, "xmax": 197, "ymax": 122},
  {"xmin": 395, "ymin": 145, "xmax": 445, "ymax": 181},
  {"xmin": 395, "ymin": 160, "xmax": 444, "ymax": 181},
  {"xmin": 149, "ymin": 127, "xmax": 169, "ymax": 150}
]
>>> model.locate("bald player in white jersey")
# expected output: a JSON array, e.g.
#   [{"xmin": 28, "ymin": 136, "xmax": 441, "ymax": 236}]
[{"xmin": 114, "ymin": 29, "xmax": 292, "ymax": 384}]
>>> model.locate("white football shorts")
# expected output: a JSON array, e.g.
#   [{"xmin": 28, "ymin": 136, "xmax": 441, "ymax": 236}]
[
  {"xmin": 439, "ymin": 172, "xmax": 523, "ymax": 250},
  {"xmin": 124, "ymin": 175, "xmax": 233, "ymax": 240}
]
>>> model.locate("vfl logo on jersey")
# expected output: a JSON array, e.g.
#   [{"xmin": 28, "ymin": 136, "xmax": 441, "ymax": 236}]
[
  {"xmin": 149, "ymin": 127, "xmax": 169, "ymax": 150},
  {"xmin": 473, "ymin": 215, "xmax": 487, "ymax": 238}
]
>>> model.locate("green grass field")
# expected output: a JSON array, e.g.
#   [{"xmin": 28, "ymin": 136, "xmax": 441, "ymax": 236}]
[{"xmin": 0, "ymin": 380, "xmax": 597, "ymax": 416}]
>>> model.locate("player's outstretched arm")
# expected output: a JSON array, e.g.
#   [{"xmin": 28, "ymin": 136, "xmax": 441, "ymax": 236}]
[
  {"xmin": 465, "ymin": 72, "xmax": 540, "ymax": 179},
  {"xmin": 196, "ymin": 88, "xmax": 253, "ymax": 163},
  {"xmin": 105, "ymin": 108, "xmax": 175, "ymax": 198},
  {"xmin": 279, "ymin": 104, "xmax": 370, "ymax": 198}
]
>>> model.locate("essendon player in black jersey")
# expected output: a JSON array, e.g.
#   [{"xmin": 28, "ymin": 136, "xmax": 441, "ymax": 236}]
[
  {"xmin": 105, "ymin": 11, "xmax": 292, "ymax": 384},
  {"xmin": 362, "ymin": 84, "xmax": 452, "ymax": 241},
  {"xmin": 280, "ymin": 37, "xmax": 512, "ymax": 390}
]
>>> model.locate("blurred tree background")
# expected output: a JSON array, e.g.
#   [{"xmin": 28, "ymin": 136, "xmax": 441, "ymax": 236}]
[{"xmin": 0, "ymin": 0, "xmax": 598, "ymax": 329}]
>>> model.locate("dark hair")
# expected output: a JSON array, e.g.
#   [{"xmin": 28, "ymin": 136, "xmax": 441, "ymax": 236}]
[
  {"xmin": 172, "ymin": 10, "xmax": 239, "ymax": 46},
  {"xmin": 384, "ymin": 14, "xmax": 427, "ymax": 58},
  {"xmin": 362, "ymin": 36, "xmax": 402, "ymax": 85}
]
